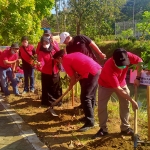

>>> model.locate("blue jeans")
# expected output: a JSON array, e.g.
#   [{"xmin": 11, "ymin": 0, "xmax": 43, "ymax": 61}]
[
  {"xmin": 0, "ymin": 67, "xmax": 19, "ymax": 95},
  {"xmin": 15, "ymin": 73, "xmax": 24, "ymax": 83},
  {"xmin": 22, "ymin": 66, "xmax": 34, "ymax": 92}
]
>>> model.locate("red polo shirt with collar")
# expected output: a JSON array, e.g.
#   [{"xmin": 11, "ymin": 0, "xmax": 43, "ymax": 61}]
[
  {"xmin": 98, "ymin": 52, "xmax": 142, "ymax": 88},
  {"xmin": 62, "ymin": 52, "xmax": 101, "ymax": 78},
  {"xmin": 0, "ymin": 49, "xmax": 18, "ymax": 68}
]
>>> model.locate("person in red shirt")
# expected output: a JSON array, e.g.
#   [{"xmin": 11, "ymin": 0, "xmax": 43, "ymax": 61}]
[
  {"xmin": 53, "ymin": 50, "xmax": 102, "ymax": 132},
  {"xmin": 93, "ymin": 48, "xmax": 142, "ymax": 139},
  {"xmin": 19, "ymin": 36, "xmax": 35, "ymax": 94},
  {"xmin": 60, "ymin": 32, "xmax": 106, "ymax": 110},
  {"xmin": 0, "ymin": 43, "xmax": 21, "ymax": 96},
  {"xmin": 36, "ymin": 29, "xmax": 59, "ymax": 55},
  {"xmin": 37, "ymin": 36, "xmax": 62, "ymax": 106}
]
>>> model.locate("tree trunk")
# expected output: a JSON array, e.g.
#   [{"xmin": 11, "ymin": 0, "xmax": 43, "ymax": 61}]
[
  {"xmin": 55, "ymin": 0, "xmax": 60, "ymax": 32},
  {"xmin": 76, "ymin": 16, "xmax": 81, "ymax": 35}
]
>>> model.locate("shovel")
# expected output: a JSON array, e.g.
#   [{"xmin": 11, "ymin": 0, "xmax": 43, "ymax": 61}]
[
  {"xmin": 133, "ymin": 86, "xmax": 150, "ymax": 148},
  {"xmin": 46, "ymin": 79, "xmax": 80, "ymax": 116}
]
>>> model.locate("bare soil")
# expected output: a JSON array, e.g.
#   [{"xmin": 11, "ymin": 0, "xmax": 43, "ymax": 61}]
[{"xmin": 4, "ymin": 85, "xmax": 150, "ymax": 150}]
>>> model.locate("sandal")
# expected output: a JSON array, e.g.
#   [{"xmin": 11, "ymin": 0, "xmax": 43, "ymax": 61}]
[
  {"xmin": 121, "ymin": 128, "xmax": 134, "ymax": 136},
  {"xmin": 92, "ymin": 128, "xmax": 108, "ymax": 139}
]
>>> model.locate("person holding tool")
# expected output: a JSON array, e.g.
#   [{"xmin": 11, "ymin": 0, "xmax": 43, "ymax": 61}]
[
  {"xmin": 37, "ymin": 37, "xmax": 62, "ymax": 106},
  {"xmin": 53, "ymin": 50, "xmax": 102, "ymax": 132},
  {"xmin": 59, "ymin": 32, "xmax": 106, "ymax": 110},
  {"xmin": 93, "ymin": 48, "xmax": 142, "ymax": 139}
]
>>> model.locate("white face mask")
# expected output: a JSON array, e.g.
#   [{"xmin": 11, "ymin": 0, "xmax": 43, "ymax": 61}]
[
  {"xmin": 43, "ymin": 43, "xmax": 50, "ymax": 49},
  {"xmin": 47, "ymin": 36, "xmax": 51, "ymax": 39},
  {"xmin": 44, "ymin": 35, "xmax": 50, "ymax": 39}
]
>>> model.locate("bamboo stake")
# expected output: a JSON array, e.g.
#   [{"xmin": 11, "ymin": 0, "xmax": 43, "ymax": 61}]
[
  {"xmin": 72, "ymin": 87, "xmax": 74, "ymax": 106},
  {"xmin": 147, "ymin": 86, "xmax": 150, "ymax": 140}
]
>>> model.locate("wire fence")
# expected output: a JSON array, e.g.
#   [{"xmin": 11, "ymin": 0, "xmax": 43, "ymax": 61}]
[{"xmin": 115, "ymin": 20, "xmax": 141, "ymax": 38}]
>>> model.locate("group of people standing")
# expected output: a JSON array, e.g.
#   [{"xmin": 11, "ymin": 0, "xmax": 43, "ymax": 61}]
[{"xmin": 0, "ymin": 30, "xmax": 142, "ymax": 138}]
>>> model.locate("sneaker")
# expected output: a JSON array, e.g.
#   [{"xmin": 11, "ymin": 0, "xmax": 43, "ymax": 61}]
[
  {"xmin": 22, "ymin": 91, "xmax": 28, "ymax": 95},
  {"xmin": 121, "ymin": 128, "xmax": 134, "ymax": 136},
  {"xmin": 92, "ymin": 128, "xmax": 108, "ymax": 139},
  {"xmin": 78, "ymin": 123, "xmax": 94, "ymax": 132},
  {"xmin": 30, "ymin": 89, "xmax": 35, "ymax": 93}
]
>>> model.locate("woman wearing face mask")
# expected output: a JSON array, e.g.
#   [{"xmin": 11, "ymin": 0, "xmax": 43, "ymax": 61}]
[
  {"xmin": 19, "ymin": 36, "xmax": 36, "ymax": 94},
  {"xmin": 37, "ymin": 36, "xmax": 62, "ymax": 106},
  {"xmin": 0, "ymin": 43, "xmax": 21, "ymax": 96},
  {"xmin": 36, "ymin": 29, "xmax": 59, "ymax": 55}
]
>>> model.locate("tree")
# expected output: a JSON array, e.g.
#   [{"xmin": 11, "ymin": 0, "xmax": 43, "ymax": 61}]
[
  {"xmin": 136, "ymin": 11, "xmax": 150, "ymax": 39},
  {"xmin": 67, "ymin": 0, "xmax": 126, "ymax": 36},
  {"xmin": 0, "ymin": 0, "xmax": 54, "ymax": 45},
  {"xmin": 120, "ymin": 0, "xmax": 150, "ymax": 21}
]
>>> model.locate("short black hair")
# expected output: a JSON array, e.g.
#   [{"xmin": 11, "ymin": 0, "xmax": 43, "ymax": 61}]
[
  {"xmin": 53, "ymin": 50, "xmax": 65, "ymax": 59},
  {"xmin": 21, "ymin": 36, "xmax": 28, "ymax": 42}
]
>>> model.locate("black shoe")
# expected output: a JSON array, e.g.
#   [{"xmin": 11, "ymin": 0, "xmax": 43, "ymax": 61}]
[
  {"xmin": 92, "ymin": 128, "xmax": 108, "ymax": 139},
  {"xmin": 121, "ymin": 128, "xmax": 134, "ymax": 136},
  {"xmin": 78, "ymin": 123, "xmax": 94, "ymax": 132},
  {"xmin": 56, "ymin": 101, "xmax": 62, "ymax": 107}
]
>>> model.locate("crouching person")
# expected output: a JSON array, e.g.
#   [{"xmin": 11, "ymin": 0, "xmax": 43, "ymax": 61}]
[
  {"xmin": 93, "ymin": 48, "xmax": 142, "ymax": 139},
  {"xmin": 53, "ymin": 50, "xmax": 102, "ymax": 132},
  {"xmin": 37, "ymin": 37, "xmax": 62, "ymax": 106},
  {"xmin": 0, "ymin": 43, "xmax": 21, "ymax": 96}
]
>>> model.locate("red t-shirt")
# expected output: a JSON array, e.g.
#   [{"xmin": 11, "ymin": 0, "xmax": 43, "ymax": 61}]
[
  {"xmin": 19, "ymin": 45, "xmax": 34, "ymax": 64},
  {"xmin": 0, "ymin": 49, "xmax": 18, "ymax": 68},
  {"xmin": 38, "ymin": 50, "xmax": 59, "ymax": 75},
  {"xmin": 62, "ymin": 52, "xmax": 101, "ymax": 78},
  {"xmin": 98, "ymin": 52, "xmax": 142, "ymax": 88}
]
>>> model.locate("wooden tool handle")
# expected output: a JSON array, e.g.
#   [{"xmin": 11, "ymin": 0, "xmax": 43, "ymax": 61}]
[{"xmin": 134, "ymin": 86, "xmax": 138, "ymax": 134}]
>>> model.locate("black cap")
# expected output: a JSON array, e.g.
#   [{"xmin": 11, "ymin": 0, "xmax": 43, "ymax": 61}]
[
  {"xmin": 53, "ymin": 50, "xmax": 65, "ymax": 59},
  {"xmin": 113, "ymin": 48, "xmax": 130, "ymax": 66},
  {"xmin": 11, "ymin": 43, "xmax": 19, "ymax": 49},
  {"xmin": 41, "ymin": 36, "xmax": 50, "ymax": 44},
  {"xmin": 21, "ymin": 36, "xmax": 28, "ymax": 42},
  {"xmin": 44, "ymin": 29, "xmax": 51, "ymax": 35}
]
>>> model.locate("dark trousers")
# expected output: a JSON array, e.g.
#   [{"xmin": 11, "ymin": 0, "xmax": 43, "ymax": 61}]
[
  {"xmin": 80, "ymin": 70, "xmax": 100, "ymax": 125},
  {"xmin": 41, "ymin": 73, "xmax": 62, "ymax": 106},
  {"xmin": 22, "ymin": 63, "xmax": 34, "ymax": 92}
]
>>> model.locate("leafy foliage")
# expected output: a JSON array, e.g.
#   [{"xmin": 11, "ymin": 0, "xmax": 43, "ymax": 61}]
[
  {"xmin": 0, "ymin": 0, "xmax": 54, "ymax": 45},
  {"xmin": 50, "ymin": 0, "xmax": 126, "ymax": 37},
  {"xmin": 136, "ymin": 11, "xmax": 150, "ymax": 39}
]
